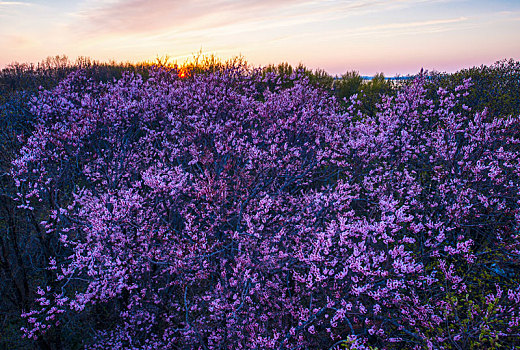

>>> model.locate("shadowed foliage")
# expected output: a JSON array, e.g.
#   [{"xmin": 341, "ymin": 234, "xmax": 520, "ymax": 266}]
[{"xmin": 0, "ymin": 56, "xmax": 519, "ymax": 349}]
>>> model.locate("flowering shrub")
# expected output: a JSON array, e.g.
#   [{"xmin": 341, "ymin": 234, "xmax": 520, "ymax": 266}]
[{"xmin": 13, "ymin": 65, "xmax": 520, "ymax": 349}]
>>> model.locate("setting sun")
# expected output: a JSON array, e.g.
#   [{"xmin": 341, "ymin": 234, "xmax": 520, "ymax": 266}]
[
  {"xmin": 178, "ymin": 67, "xmax": 189, "ymax": 79},
  {"xmin": 1, "ymin": 0, "xmax": 519, "ymax": 75}
]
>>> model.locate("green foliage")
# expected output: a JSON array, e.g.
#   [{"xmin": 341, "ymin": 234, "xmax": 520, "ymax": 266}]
[
  {"xmin": 0, "ymin": 55, "xmax": 154, "ymax": 97},
  {"xmin": 332, "ymin": 71, "xmax": 394, "ymax": 116},
  {"xmin": 358, "ymin": 73, "xmax": 394, "ymax": 116},
  {"xmin": 333, "ymin": 70, "xmax": 363, "ymax": 101},
  {"xmin": 261, "ymin": 62, "xmax": 335, "ymax": 91},
  {"xmin": 308, "ymin": 68, "xmax": 335, "ymax": 89},
  {"xmin": 428, "ymin": 59, "xmax": 520, "ymax": 119}
]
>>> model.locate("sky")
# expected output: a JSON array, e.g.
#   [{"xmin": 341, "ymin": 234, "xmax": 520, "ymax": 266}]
[{"xmin": 1, "ymin": 0, "xmax": 519, "ymax": 76}]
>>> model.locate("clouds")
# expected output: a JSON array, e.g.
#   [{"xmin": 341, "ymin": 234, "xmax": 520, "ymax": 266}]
[
  {"xmin": 0, "ymin": 1, "xmax": 31, "ymax": 6},
  {"xmin": 328, "ymin": 16, "xmax": 471, "ymax": 39},
  {"xmin": 0, "ymin": 0, "xmax": 31, "ymax": 17},
  {"xmin": 73, "ymin": 0, "xmax": 454, "ymax": 37},
  {"xmin": 74, "ymin": 0, "xmax": 305, "ymax": 35},
  {"xmin": 0, "ymin": 0, "xmax": 519, "ymax": 74},
  {"xmin": 2, "ymin": 34, "xmax": 36, "ymax": 47},
  {"xmin": 65, "ymin": 0, "xmax": 469, "ymax": 59}
]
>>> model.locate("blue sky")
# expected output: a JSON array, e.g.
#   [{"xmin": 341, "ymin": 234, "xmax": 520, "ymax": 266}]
[{"xmin": 1, "ymin": 0, "xmax": 519, "ymax": 75}]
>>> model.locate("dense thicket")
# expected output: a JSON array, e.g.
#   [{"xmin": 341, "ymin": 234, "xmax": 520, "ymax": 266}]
[
  {"xmin": 0, "ymin": 58, "xmax": 519, "ymax": 349},
  {"xmin": 426, "ymin": 59, "xmax": 520, "ymax": 120}
]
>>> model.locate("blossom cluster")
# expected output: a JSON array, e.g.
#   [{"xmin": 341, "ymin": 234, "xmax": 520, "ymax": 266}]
[{"xmin": 13, "ymin": 65, "xmax": 520, "ymax": 349}]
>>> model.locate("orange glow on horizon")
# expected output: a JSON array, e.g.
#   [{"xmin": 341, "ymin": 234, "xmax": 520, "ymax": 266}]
[
  {"xmin": 178, "ymin": 67, "xmax": 189, "ymax": 79},
  {"xmin": 0, "ymin": 0, "xmax": 518, "ymax": 76}
]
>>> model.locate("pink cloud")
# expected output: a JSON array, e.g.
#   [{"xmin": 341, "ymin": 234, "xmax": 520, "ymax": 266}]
[{"xmin": 76, "ymin": 0, "xmax": 305, "ymax": 35}]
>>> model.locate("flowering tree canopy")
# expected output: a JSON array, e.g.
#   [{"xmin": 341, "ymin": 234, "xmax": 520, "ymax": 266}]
[{"xmin": 12, "ymin": 65, "xmax": 520, "ymax": 349}]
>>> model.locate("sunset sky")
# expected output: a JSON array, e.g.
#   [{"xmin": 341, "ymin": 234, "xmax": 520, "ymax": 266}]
[{"xmin": 1, "ymin": 0, "xmax": 519, "ymax": 76}]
